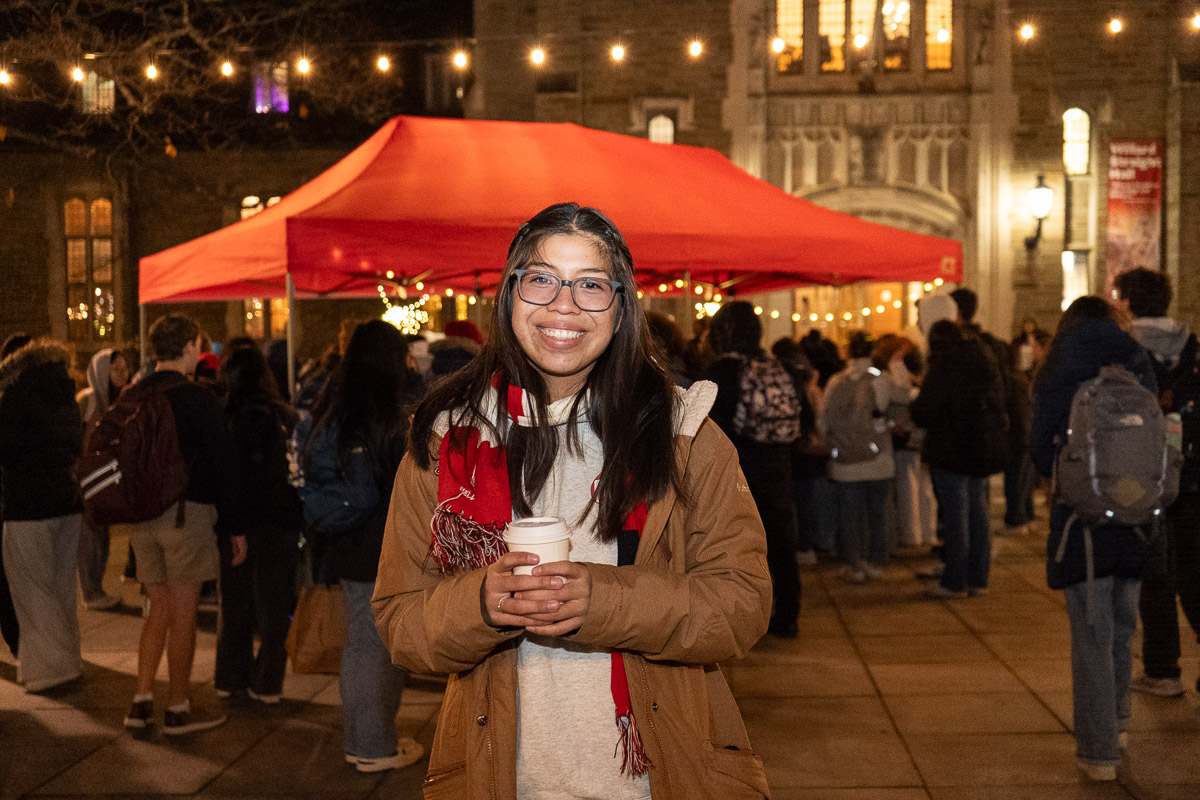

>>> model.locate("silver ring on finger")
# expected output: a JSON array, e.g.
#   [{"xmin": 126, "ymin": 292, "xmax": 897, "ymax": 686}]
[{"xmin": 497, "ymin": 594, "xmax": 510, "ymax": 613}]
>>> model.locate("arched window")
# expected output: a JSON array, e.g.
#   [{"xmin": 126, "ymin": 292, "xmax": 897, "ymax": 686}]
[
  {"xmin": 648, "ymin": 114, "xmax": 675, "ymax": 145},
  {"xmin": 64, "ymin": 197, "xmax": 115, "ymax": 341},
  {"xmin": 1063, "ymin": 108, "xmax": 1091, "ymax": 175},
  {"xmin": 80, "ymin": 71, "xmax": 115, "ymax": 114},
  {"xmin": 819, "ymin": 0, "xmax": 846, "ymax": 72}
]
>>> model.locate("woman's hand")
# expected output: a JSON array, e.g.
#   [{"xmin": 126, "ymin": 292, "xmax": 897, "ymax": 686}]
[
  {"xmin": 517, "ymin": 561, "xmax": 592, "ymax": 637},
  {"xmin": 480, "ymin": 551, "xmax": 565, "ymax": 628}
]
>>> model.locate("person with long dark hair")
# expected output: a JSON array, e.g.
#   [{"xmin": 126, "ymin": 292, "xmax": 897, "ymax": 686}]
[
  {"xmin": 214, "ymin": 345, "xmax": 302, "ymax": 705},
  {"xmin": 373, "ymin": 203, "xmax": 771, "ymax": 799},
  {"xmin": 1030, "ymin": 295, "xmax": 1157, "ymax": 781},
  {"xmin": 301, "ymin": 319, "xmax": 424, "ymax": 773}
]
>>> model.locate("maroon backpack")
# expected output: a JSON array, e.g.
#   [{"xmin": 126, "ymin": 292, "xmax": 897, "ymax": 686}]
[{"xmin": 76, "ymin": 373, "xmax": 190, "ymax": 526}]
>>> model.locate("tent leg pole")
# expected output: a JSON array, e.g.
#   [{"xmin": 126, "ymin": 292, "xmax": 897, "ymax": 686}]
[
  {"xmin": 139, "ymin": 303, "xmax": 148, "ymax": 368},
  {"xmin": 286, "ymin": 274, "xmax": 297, "ymax": 402}
]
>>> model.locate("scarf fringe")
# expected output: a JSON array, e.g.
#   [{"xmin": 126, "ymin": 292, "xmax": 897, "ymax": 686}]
[
  {"xmin": 615, "ymin": 712, "xmax": 652, "ymax": 778},
  {"xmin": 430, "ymin": 489, "xmax": 507, "ymax": 573}
]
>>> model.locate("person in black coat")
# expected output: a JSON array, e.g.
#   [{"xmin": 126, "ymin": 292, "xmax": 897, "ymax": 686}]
[
  {"xmin": 0, "ymin": 338, "xmax": 84, "ymax": 692},
  {"xmin": 214, "ymin": 345, "xmax": 303, "ymax": 703},
  {"xmin": 301, "ymin": 319, "xmax": 424, "ymax": 771},
  {"xmin": 911, "ymin": 319, "xmax": 1008, "ymax": 598},
  {"xmin": 1029, "ymin": 295, "xmax": 1157, "ymax": 780}
]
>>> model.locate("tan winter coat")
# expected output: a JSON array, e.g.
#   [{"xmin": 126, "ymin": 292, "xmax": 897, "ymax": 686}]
[{"xmin": 372, "ymin": 387, "xmax": 773, "ymax": 800}]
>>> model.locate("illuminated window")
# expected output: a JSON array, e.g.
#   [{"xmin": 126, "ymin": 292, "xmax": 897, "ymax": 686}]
[
  {"xmin": 819, "ymin": 0, "xmax": 846, "ymax": 72},
  {"xmin": 851, "ymin": 0, "xmax": 875, "ymax": 53},
  {"xmin": 80, "ymin": 71, "xmax": 115, "ymax": 114},
  {"xmin": 882, "ymin": 0, "xmax": 911, "ymax": 70},
  {"xmin": 926, "ymin": 0, "xmax": 953, "ymax": 70},
  {"xmin": 64, "ymin": 197, "xmax": 115, "ymax": 341},
  {"xmin": 776, "ymin": 0, "xmax": 804, "ymax": 73},
  {"xmin": 1062, "ymin": 250, "xmax": 1089, "ymax": 311},
  {"xmin": 647, "ymin": 114, "xmax": 675, "ymax": 144},
  {"xmin": 252, "ymin": 62, "xmax": 289, "ymax": 114},
  {"xmin": 1063, "ymin": 108, "xmax": 1091, "ymax": 175}
]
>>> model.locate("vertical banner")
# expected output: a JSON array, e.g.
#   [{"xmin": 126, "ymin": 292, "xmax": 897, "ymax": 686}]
[{"xmin": 1106, "ymin": 139, "xmax": 1163, "ymax": 290}]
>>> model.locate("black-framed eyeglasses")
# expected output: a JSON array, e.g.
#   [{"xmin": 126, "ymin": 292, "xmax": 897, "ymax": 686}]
[{"xmin": 512, "ymin": 269, "xmax": 623, "ymax": 312}]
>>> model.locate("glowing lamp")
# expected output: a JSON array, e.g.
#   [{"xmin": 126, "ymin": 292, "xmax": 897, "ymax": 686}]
[
  {"xmin": 297, "ymin": 57, "xmax": 310, "ymax": 74},
  {"xmin": 771, "ymin": 37, "xmax": 786, "ymax": 54},
  {"xmin": 377, "ymin": 56, "xmax": 390, "ymax": 72},
  {"xmin": 689, "ymin": 41, "xmax": 703, "ymax": 57},
  {"xmin": 1020, "ymin": 24, "xmax": 1035, "ymax": 40},
  {"xmin": 531, "ymin": 48, "xmax": 546, "ymax": 65},
  {"xmin": 453, "ymin": 51, "xmax": 468, "ymax": 69},
  {"xmin": 611, "ymin": 45, "xmax": 625, "ymax": 61},
  {"xmin": 72, "ymin": 67, "xmax": 85, "ymax": 82},
  {"xmin": 221, "ymin": 61, "xmax": 234, "ymax": 76},
  {"xmin": 145, "ymin": 64, "xmax": 158, "ymax": 80}
]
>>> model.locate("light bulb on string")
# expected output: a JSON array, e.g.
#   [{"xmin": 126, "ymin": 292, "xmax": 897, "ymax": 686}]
[
  {"xmin": 689, "ymin": 40, "xmax": 703, "ymax": 57},
  {"xmin": 771, "ymin": 37, "xmax": 786, "ymax": 53},
  {"xmin": 1020, "ymin": 24, "xmax": 1035, "ymax": 40},
  {"xmin": 531, "ymin": 47, "xmax": 546, "ymax": 65},
  {"xmin": 0, "ymin": 70, "xmax": 9, "ymax": 86},
  {"xmin": 674, "ymin": 278, "xmax": 684, "ymax": 288},
  {"xmin": 453, "ymin": 51, "xmax": 468, "ymax": 69},
  {"xmin": 377, "ymin": 56, "xmax": 390, "ymax": 72},
  {"xmin": 145, "ymin": 64, "xmax": 158, "ymax": 80},
  {"xmin": 72, "ymin": 66, "xmax": 85, "ymax": 82},
  {"xmin": 221, "ymin": 61, "xmax": 234, "ymax": 77},
  {"xmin": 1109, "ymin": 18, "xmax": 1123, "ymax": 34},
  {"xmin": 1193, "ymin": 13, "xmax": 1200, "ymax": 30},
  {"xmin": 611, "ymin": 44, "xmax": 625, "ymax": 61},
  {"xmin": 297, "ymin": 57, "xmax": 311, "ymax": 74}
]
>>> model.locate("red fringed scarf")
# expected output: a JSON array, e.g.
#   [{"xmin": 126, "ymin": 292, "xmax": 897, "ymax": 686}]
[{"xmin": 429, "ymin": 377, "xmax": 652, "ymax": 779}]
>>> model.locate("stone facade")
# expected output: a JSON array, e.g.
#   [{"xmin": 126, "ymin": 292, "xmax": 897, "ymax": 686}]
[{"xmin": 472, "ymin": 0, "xmax": 1200, "ymax": 336}]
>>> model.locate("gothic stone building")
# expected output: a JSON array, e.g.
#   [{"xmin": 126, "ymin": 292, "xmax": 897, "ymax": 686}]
[{"xmin": 472, "ymin": 0, "xmax": 1200, "ymax": 339}]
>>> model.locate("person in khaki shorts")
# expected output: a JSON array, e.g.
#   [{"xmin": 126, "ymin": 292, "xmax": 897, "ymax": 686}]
[{"xmin": 118, "ymin": 314, "xmax": 246, "ymax": 736}]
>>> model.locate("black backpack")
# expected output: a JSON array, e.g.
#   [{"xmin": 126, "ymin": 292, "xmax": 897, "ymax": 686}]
[{"xmin": 1157, "ymin": 335, "xmax": 1200, "ymax": 482}]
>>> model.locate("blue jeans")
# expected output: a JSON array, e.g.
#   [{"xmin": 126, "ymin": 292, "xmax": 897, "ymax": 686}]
[
  {"xmin": 340, "ymin": 579, "xmax": 407, "ymax": 759},
  {"xmin": 1064, "ymin": 576, "xmax": 1140, "ymax": 766},
  {"xmin": 929, "ymin": 469, "xmax": 990, "ymax": 591},
  {"xmin": 835, "ymin": 480, "xmax": 890, "ymax": 567}
]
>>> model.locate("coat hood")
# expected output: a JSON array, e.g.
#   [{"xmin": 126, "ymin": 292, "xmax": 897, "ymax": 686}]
[
  {"xmin": 917, "ymin": 294, "xmax": 958, "ymax": 339},
  {"xmin": 84, "ymin": 347, "xmax": 118, "ymax": 413},
  {"xmin": 1131, "ymin": 317, "xmax": 1191, "ymax": 366},
  {"xmin": 0, "ymin": 339, "xmax": 72, "ymax": 391}
]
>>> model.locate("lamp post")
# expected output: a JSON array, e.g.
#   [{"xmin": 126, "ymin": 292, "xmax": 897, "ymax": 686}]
[{"xmin": 1024, "ymin": 174, "xmax": 1054, "ymax": 251}]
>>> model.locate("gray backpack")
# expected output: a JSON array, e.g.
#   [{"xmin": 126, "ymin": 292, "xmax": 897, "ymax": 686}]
[
  {"xmin": 1055, "ymin": 365, "xmax": 1181, "ymax": 527},
  {"xmin": 823, "ymin": 370, "xmax": 887, "ymax": 465}
]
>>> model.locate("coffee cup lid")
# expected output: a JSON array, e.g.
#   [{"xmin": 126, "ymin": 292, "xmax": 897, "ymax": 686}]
[{"xmin": 503, "ymin": 517, "xmax": 569, "ymax": 544}]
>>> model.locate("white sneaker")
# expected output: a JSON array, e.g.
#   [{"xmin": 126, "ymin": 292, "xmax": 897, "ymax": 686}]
[
  {"xmin": 861, "ymin": 563, "xmax": 883, "ymax": 580},
  {"xmin": 840, "ymin": 566, "xmax": 867, "ymax": 584},
  {"xmin": 247, "ymin": 689, "xmax": 281, "ymax": 705},
  {"xmin": 1129, "ymin": 675, "xmax": 1185, "ymax": 697},
  {"xmin": 1077, "ymin": 759, "xmax": 1117, "ymax": 781},
  {"xmin": 349, "ymin": 738, "xmax": 425, "ymax": 773}
]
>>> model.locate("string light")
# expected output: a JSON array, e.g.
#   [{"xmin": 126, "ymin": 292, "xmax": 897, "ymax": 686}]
[
  {"xmin": 713, "ymin": 294, "xmax": 722, "ymax": 302},
  {"xmin": 862, "ymin": 307, "xmax": 871, "ymax": 316},
  {"xmin": 72, "ymin": 67, "xmax": 84, "ymax": 82},
  {"xmin": 1109, "ymin": 18, "xmax": 1123, "ymax": 34},
  {"xmin": 658, "ymin": 283, "xmax": 668, "ymax": 292},
  {"xmin": 445, "ymin": 288, "xmax": 454, "ymax": 297},
  {"xmin": 531, "ymin": 47, "xmax": 546, "ymax": 65},
  {"xmin": 452, "ymin": 51, "xmax": 468, "ymax": 69},
  {"xmin": 693, "ymin": 285, "xmax": 704, "ymax": 295},
  {"xmin": 792, "ymin": 313, "xmax": 801, "ymax": 322},
  {"xmin": 936, "ymin": 29, "xmax": 950, "ymax": 43},
  {"xmin": 377, "ymin": 56, "xmax": 390, "ymax": 71},
  {"xmin": 854, "ymin": 33, "xmax": 869, "ymax": 49},
  {"xmin": 771, "ymin": 37, "xmax": 786, "ymax": 53},
  {"xmin": 297, "ymin": 57, "xmax": 311, "ymax": 74},
  {"xmin": 842, "ymin": 312, "xmax": 853, "ymax": 321},
  {"xmin": 934, "ymin": 278, "xmax": 944, "ymax": 286},
  {"xmin": 468, "ymin": 295, "xmax": 477, "ymax": 305},
  {"xmin": 385, "ymin": 270, "xmax": 395, "ymax": 279},
  {"xmin": 770, "ymin": 310, "xmax": 780, "ymax": 319},
  {"xmin": 0, "ymin": 70, "xmax": 9, "ymax": 85},
  {"xmin": 674, "ymin": 278, "xmax": 684, "ymax": 288},
  {"xmin": 145, "ymin": 64, "xmax": 158, "ymax": 80},
  {"xmin": 1020, "ymin": 24, "xmax": 1035, "ymax": 40},
  {"xmin": 809, "ymin": 313, "xmax": 819, "ymax": 322},
  {"xmin": 611, "ymin": 44, "xmax": 625, "ymax": 61},
  {"xmin": 415, "ymin": 281, "xmax": 424, "ymax": 291},
  {"xmin": 753, "ymin": 306, "xmax": 763, "ymax": 315},
  {"xmin": 689, "ymin": 40, "xmax": 703, "ymax": 57},
  {"xmin": 1194, "ymin": 13, "xmax": 1200, "ymax": 29},
  {"xmin": 924, "ymin": 282, "xmax": 934, "ymax": 292},
  {"xmin": 825, "ymin": 313, "xmax": 834, "ymax": 322},
  {"xmin": 892, "ymin": 300, "xmax": 903, "ymax": 309},
  {"xmin": 221, "ymin": 60, "xmax": 234, "ymax": 76}
]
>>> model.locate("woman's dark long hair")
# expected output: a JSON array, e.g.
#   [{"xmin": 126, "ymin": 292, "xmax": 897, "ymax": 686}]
[
  {"xmin": 221, "ymin": 345, "xmax": 287, "ymax": 415},
  {"xmin": 410, "ymin": 202, "xmax": 681, "ymax": 542},
  {"xmin": 309, "ymin": 320, "xmax": 419, "ymax": 476}
]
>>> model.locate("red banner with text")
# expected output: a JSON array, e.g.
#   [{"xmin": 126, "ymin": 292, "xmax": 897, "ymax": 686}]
[{"xmin": 1106, "ymin": 139, "xmax": 1163, "ymax": 291}]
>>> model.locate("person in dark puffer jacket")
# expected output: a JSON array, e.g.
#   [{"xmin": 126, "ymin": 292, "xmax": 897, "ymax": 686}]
[
  {"xmin": 0, "ymin": 338, "xmax": 84, "ymax": 692},
  {"xmin": 1030, "ymin": 295, "xmax": 1157, "ymax": 781},
  {"xmin": 911, "ymin": 319, "xmax": 1008, "ymax": 599}
]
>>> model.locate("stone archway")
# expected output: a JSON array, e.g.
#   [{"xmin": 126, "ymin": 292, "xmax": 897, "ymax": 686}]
[{"xmin": 800, "ymin": 184, "xmax": 968, "ymax": 243}]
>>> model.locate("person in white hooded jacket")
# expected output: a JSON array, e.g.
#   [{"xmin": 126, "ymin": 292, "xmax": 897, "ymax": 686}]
[{"xmin": 74, "ymin": 347, "xmax": 130, "ymax": 609}]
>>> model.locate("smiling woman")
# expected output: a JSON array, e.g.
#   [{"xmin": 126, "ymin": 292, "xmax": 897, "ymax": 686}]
[{"xmin": 372, "ymin": 203, "xmax": 774, "ymax": 799}]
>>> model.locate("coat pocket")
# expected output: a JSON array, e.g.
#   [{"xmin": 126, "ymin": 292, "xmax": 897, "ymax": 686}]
[
  {"xmin": 423, "ymin": 761, "xmax": 467, "ymax": 799},
  {"xmin": 704, "ymin": 745, "xmax": 770, "ymax": 799}
]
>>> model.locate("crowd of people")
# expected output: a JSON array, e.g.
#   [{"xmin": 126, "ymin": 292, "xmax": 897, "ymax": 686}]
[{"xmin": 0, "ymin": 207, "xmax": 1195, "ymax": 791}]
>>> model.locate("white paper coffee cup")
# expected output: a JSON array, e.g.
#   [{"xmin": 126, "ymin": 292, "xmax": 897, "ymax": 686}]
[{"xmin": 503, "ymin": 517, "xmax": 571, "ymax": 575}]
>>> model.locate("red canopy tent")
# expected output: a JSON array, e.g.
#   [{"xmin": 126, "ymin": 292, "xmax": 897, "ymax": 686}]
[{"xmin": 138, "ymin": 114, "xmax": 961, "ymax": 304}]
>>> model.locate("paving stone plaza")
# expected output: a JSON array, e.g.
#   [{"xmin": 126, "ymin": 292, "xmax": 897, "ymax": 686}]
[{"xmin": 3, "ymin": 497, "xmax": 1198, "ymax": 800}]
